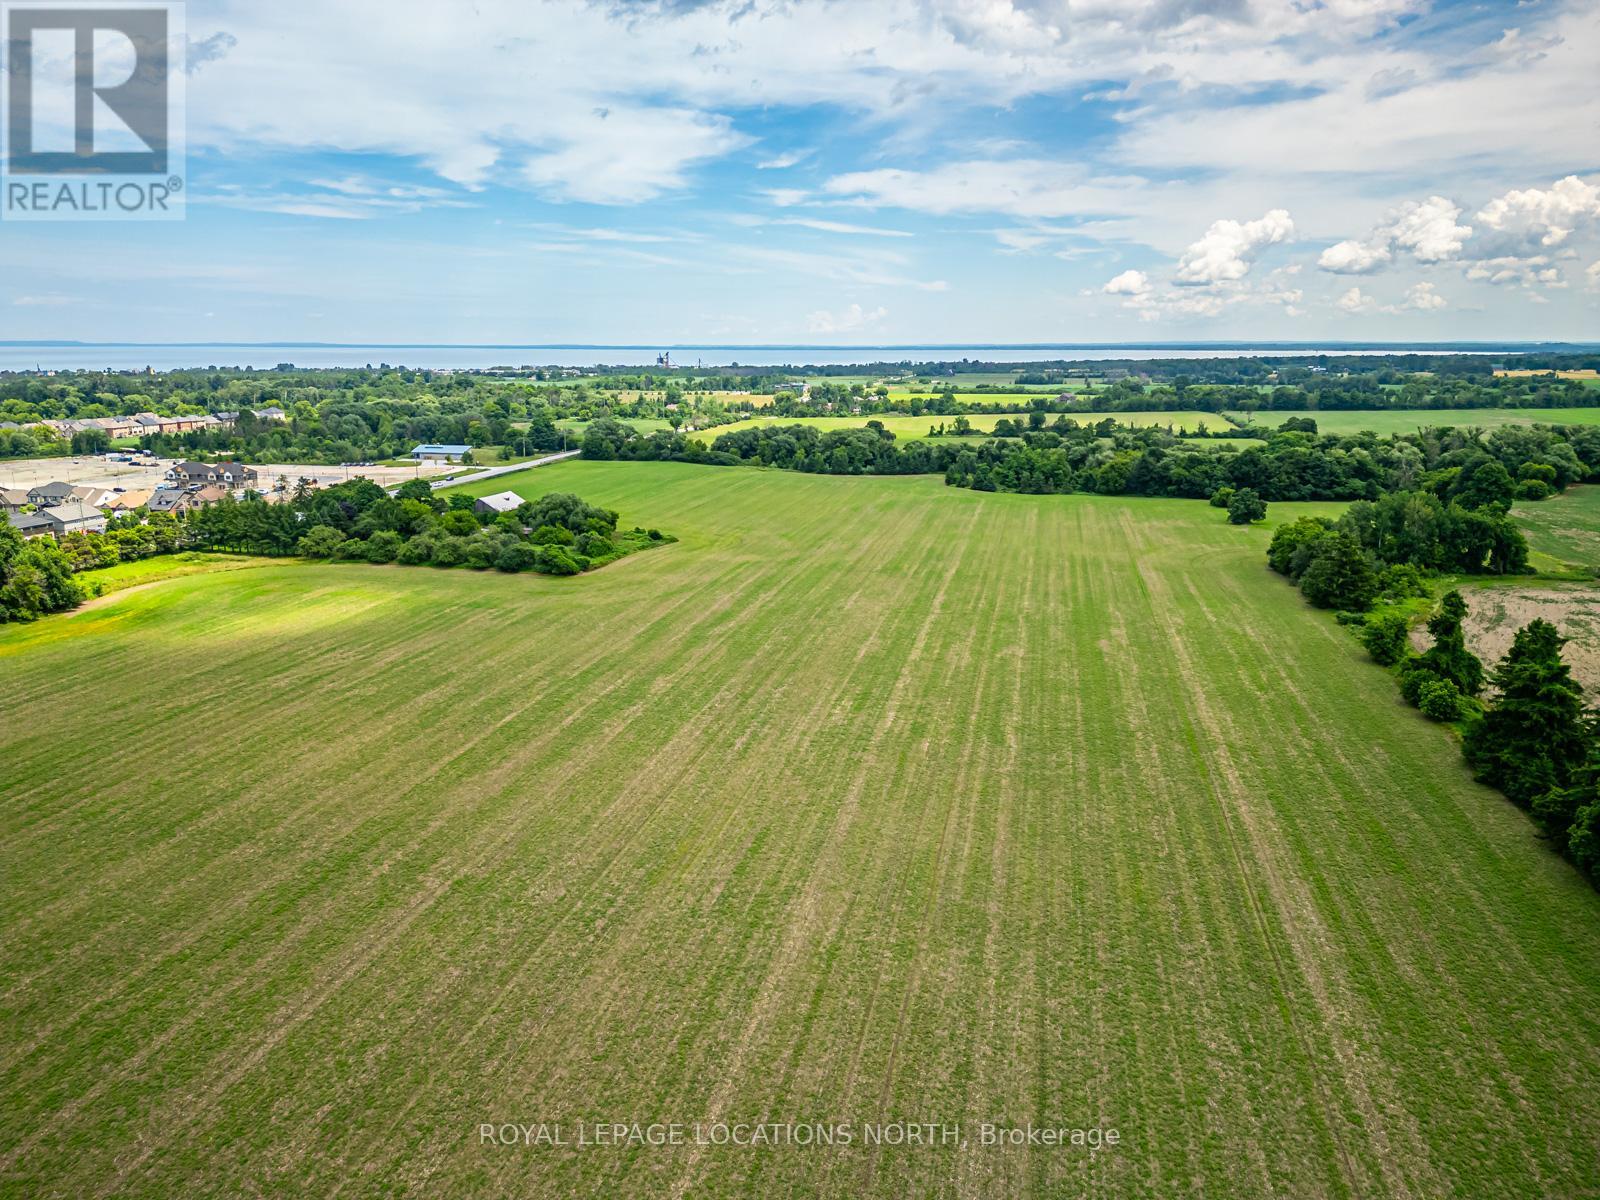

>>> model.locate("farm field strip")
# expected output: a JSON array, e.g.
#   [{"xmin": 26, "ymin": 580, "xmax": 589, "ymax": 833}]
[
  {"xmin": 1246, "ymin": 407, "xmax": 1600, "ymax": 437},
  {"xmin": 691, "ymin": 411, "xmax": 1235, "ymax": 444},
  {"xmin": 4, "ymin": 463, "xmax": 1600, "ymax": 1197}
]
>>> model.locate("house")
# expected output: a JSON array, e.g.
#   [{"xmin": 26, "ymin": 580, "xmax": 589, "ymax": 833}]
[
  {"xmin": 68, "ymin": 484, "xmax": 111, "ymax": 506},
  {"xmin": 38, "ymin": 502, "xmax": 106, "ymax": 536},
  {"xmin": 104, "ymin": 489, "xmax": 152, "ymax": 512},
  {"xmin": 474, "ymin": 490, "xmax": 524, "ymax": 516},
  {"xmin": 0, "ymin": 488, "xmax": 29, "ymax": 513},
  {"xmin": 7, "ymin": 510, "xmax": 53, "ymax": 538},
  {"xmin": 256, "ymin": 406, "xmax": 288, "ymax": 422},
  {"xmin": 26, "ymin": 481, "xmax": 75, "ymax": 507},
  {"xmin": 212, "ymin": 461, "xmax": 258, "ymax": 488},
  {"xmin": 145, "ymin": 488, "xmax": 193, "ymax": 514},
  {"xmin": 411, "ymin": 443, "xmax": 472, "ymax": 463},
  {"xmin": 190, "ymin": 484, "xmax": 229, "ymax": 507},
  {"xmin": 167, "ymin": 460, "xmax": 260, "ymax": 489}
]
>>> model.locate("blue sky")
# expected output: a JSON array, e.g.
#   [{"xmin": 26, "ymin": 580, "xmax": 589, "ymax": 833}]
[{"xmin": 3, "ymin": 0, "xmax": 1598, "ymax": 344}]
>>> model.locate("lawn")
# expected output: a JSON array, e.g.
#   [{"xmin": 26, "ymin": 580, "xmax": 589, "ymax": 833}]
[
  {"xmin": 1245, "ymin": 408, "xmax": 1600, "ymax": 437},
  {"xmin": 4, "ymin": 463, "xmax": 1600, "ymax": 1197},
  {"xmin": 689, "ymin": 410, "xmax": 1234, "ymax": 444}
]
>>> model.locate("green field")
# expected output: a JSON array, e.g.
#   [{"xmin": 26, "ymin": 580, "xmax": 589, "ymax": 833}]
[
  {"xmin": 5, "ymin": 463, "xmax": 1600, "ymax": 1197},
  {"xmin": 1247, "ymin": 408, "xmax": 1600, "ymax": 437},
  {"xmin": 1515, "ymin": 484, "xmax": 1600, "ymax": 573},
  {"xmin": 693, "ymin": 410, "xmax": 1235, "ymax": 444}
]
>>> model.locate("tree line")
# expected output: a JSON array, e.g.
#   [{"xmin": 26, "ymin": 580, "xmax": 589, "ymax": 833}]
[{"xmin": 1282, "ymin": 567, "xmax": 1600, "ymax": 885}]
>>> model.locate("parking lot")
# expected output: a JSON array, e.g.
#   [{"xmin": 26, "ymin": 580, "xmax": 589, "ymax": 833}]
[{"xmin": 1, "ymin": 456, "xmax": 451, "ymax": 495}]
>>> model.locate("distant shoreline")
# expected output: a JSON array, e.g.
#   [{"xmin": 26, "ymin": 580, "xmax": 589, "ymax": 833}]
[{"xmin": 4, "ymin": 340, "xmax": 1595, "ymax": 373}]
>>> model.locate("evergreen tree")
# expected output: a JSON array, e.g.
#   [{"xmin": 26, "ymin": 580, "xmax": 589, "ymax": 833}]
[
  {"xmin": 1464, "ymin": 619, "xmax": 1587, "ymax": 807},
  {"xmin": 1417, "ymin": 591, "xmax": 1485, "ymax": 696}
]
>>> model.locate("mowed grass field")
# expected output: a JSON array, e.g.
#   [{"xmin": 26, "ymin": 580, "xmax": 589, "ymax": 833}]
[
  {"xmin": 1515, "ymin": 484, "xmax": 1600, "ymax": 573},
  {"xmin": 1249, "ymin": 407, "xmax": 1600, "ymax": 437},
  {"xmin": 5, "ymin": 462, "xmax": 1600, "ymax": 1198},
  {"xmin": 693, "ymin": 410, "xmax": 1234, "ymax": 444}
]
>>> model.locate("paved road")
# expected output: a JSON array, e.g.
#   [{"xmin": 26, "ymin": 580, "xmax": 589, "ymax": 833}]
[{"xmin": 401, "ymin": 449, "xmax": 581, "ymax": 494}]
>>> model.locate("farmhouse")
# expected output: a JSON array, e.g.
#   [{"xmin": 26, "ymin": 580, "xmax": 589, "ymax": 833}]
[
  {"xmin": 411, "ymin": 443, "xmax": 472, "ymax": 463},
  {"xmin": 0, "ymin": 488, "xmax": 29, "ymax": 513},
  {"xmin": 474, "ymin": 490, "xmax": 524, "ymax": 516},
  {"xmin": 37, "ymin": 502, "xmax": 107, "ymax": 536}
]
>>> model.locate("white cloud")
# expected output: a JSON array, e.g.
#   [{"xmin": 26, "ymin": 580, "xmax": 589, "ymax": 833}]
[
  {"xmin": 1102, "ymin": 269, "xmax": 1150, "ymax": 296},
  {"xmin": 805, "ymin": 303, "xmax": 888, "ymax": 335},
  {"xmin": 521, "ymin": 106, "xmax": 748, "ymax": 204},
  {"xmin": 1336, "ymin": 286, "xmax": 1375, "ymax": 313},
  {"xmin": 772, "ymin": 218, "xmax": 913, "ymax": 238},
  {"xmin": 1318, "ymin": 239, "xmax": 1392, "ymax": 274},
  {"xmin": 1404, "ymin": 281, "xmax": 1447, "ymax": 310},
  {"xmin": 1319, "ymin": 195, "xmax": 1468, "ymax": 273},
  {"xmin": 757, "ymin": 149, "xmax": 813, "ymax": 170},
  {"xmin": 1173, "ymin": 209, "xmax": 1293, "ymax": 285},
  {"xmin": 1476, "ymin": 175, "xmax": 1600, "ymax": 247},
  {"xmin": 12, "ymin": 294, "xmax": 75, "ymax": 307},
  {"xmin": 1388, "ymin": 196, "xmax": 1472, "ymax": 262},
  {"xmin": 1588, "ymin": 260, "xmax": 1600, "ymax": 289},
  {"xmin": 822, "ymin": 160, "xmax": 1151, "ymax": 221},
  {"xmin": 1464, "ymin": 255, "xmax": 1563, "ymax": 288}
]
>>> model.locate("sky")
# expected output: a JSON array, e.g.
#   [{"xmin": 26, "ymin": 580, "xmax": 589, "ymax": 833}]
[{"xmin": 2, "ymin": 0, "xmax": 1598, "ymax": 345}]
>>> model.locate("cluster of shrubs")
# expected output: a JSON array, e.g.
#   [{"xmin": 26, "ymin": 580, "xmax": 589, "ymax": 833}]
[
  {"xmin": 1208, "ymin": 486, "xmax": 1268, "ymax": 525},
  {"xmin": 0, "ymin": 523, "xmax": 83, "ymax": 622}
]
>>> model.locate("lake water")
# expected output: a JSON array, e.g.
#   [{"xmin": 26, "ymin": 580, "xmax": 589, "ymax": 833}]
[{"xmin": 0, "ymin": 343, "xmax": 1554, "ymax": 372}]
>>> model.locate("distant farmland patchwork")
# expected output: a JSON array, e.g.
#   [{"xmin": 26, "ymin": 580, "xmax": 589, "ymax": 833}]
[{"xmin": 5, "ymin": 462, "xmax": 1600, "ymax": 1198}]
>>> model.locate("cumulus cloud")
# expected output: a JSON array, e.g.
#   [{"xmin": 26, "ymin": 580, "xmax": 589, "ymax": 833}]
[
  {"xmin": 1464, "ymin": 256, "xmax": 1563, "ymax": 288},
  {"xmin": 1102, "ymin": 269, "xmax": 1150, "ymax": 295},
  {"xmin": 1319, "ymin": 195, "xmax": 1469, "ymax": 273},
  {"xmin": 1318, "ymin": 238, "xmax": 1392, "ymax": 274},
  {"xmin": 1336, "ymin": 286, "xmax": 1375, "ymax": 313},
  {"xmin": 805, "ymin": 303, "xmax": 888, "ymax": 335},
  {"xmin": 1404, "ymin": 281, "xmax": 1447, "ymax": 310},
  {"xmin": 1173, "ymin": 209, "xmax": 1293, "ymax": 285},
  {"xmin": 1476, "ymin": 175, "xmax": 1600, "ymax": 247},
  {"xmin": 1335, "ymin": 282, "xmax": 1447, "ymax": 314}
]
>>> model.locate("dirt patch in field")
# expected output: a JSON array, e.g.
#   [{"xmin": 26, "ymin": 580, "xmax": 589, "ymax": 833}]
[{"xmin": 1422, "ymin": 586, "xmax": 1600, "ymax": 693}]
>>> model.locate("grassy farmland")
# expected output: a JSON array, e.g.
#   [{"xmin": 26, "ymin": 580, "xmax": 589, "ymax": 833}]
[
  {"xmin": 5, "ymin": 462, "xmax": 1600, "ymax": 1197},
  {"xmin": 1514, "ymin": 484, "xmax": 1600, "ymax": 573},
  {"xmin": 1247, "ymin": 407, "xmax": 1600, "ymax": 437},
  {"xmin": 692, "ymin": 410, "xmax": 1235, "ymax": 444}
]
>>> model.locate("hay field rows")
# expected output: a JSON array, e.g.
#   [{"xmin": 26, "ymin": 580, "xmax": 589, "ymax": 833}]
[{"xmin": 5, "ymin": 463, "xmax": 1600, "ymax": 1198}]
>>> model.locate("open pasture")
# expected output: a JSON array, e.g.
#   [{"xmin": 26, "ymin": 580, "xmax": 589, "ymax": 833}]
[
  {"xmin": 1515, "ymin": 484, "xmax": 1600, "ymax": 573},
  {"xmin": 1247, "ymin": 407, "xmax": 1600, "ymax": 437},
  {"xmin": 5, "ymin": 463, "xmax": 1600, "ymax": 1198},
  {"xmin": 692, "ymin": 410, "xmax": 1234, "ymax": 444}
]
